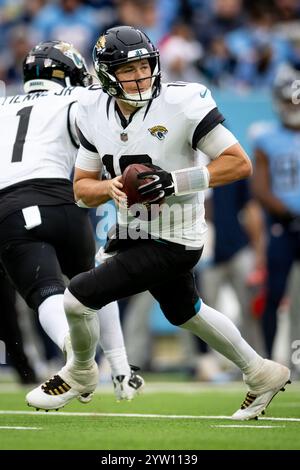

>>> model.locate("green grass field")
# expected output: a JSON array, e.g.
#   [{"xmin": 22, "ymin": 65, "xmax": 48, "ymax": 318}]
[{"xmin": 0, "ymin": 382, "xmax": 299, "ymax": 450}]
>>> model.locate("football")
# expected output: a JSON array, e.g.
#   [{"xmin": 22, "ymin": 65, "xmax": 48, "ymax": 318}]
[{"xmin": 121, "ymin": 163, "xmax": 155, "ymax": 208}]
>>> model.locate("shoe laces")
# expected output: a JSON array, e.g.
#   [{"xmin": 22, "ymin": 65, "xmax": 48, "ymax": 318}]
[
  {"xmin": 240, "ymin": 392, "xmax": 257, "ymax": 409},
  {"xmin": 41, "ymin": 375, "xmax": 71, "ymax": 396}
]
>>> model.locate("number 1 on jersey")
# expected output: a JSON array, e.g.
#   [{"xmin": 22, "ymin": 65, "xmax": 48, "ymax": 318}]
[{"xmin": 12, "ymin": 106, "xmax": 33, "ymax": 163}]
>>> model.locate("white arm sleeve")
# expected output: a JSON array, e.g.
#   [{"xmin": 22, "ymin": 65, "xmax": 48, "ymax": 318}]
[
  {"xmin": 75, "ymin": 145, "xmax": 102, "ymax": 172},
  {"xmin": 197, "ymin": 124, "xmax": 238, "ymax": 160}
]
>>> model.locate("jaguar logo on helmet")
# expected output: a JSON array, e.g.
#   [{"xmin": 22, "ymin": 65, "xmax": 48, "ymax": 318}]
[
  {"xmin": 96, "ymin": 35, "xmax": 106, "ymax": 51},
  {"xmin": 54, "ymin": 42, "xmax": 84, "ymax": 68},
  {"xmin": 54, "ymin": 42, "xmax": 72, "ymax": 53}
]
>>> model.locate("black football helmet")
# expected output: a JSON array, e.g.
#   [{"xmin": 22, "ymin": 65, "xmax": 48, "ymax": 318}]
[
  {"xmin": 93, "ymin": 25, "xmax": 161, "ymax": 107},
  {"xmin": 23, "ymin": 40, "xmax": 92, "ymax": 93},
  {"xmin": 273, "ymin": 63, "xmax": 300, "ymax": 128}
]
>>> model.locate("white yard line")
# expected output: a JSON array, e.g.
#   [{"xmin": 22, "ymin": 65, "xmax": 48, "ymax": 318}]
[
  {"xmin": 0, "ymin": 410, "xmax": 300, "ymax": 422},
  {"xmin": 0, "ymin": 426, "xmax": 42, "ymax": 430},
  {"xmin": 211, "ymin": 425, "xmax": 285, "ymax": 429}
]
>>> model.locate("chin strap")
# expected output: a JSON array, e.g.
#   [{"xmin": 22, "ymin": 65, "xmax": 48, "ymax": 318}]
[
  {"xmin": 120, "ymin": 99, "xmax": 148, "ymax": 108},
  {"xmin": 120, "ymin": 88, "xmax": 153, "ymax": 108}
]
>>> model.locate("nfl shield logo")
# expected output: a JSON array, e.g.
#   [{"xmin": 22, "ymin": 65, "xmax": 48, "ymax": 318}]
[{"xmin": 120, "ymin": 132, "xmax": 128, "ymax": 142}]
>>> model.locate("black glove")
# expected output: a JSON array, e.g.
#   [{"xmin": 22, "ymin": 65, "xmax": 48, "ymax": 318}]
[{"xmin": 137, "ymin": 165, "xmax": 175, "ymax": 204}]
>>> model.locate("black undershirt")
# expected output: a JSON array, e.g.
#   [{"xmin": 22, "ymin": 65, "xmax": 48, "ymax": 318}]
[{"xmin": 114, "ymin": 102, "xmax": 139, "ymax": 129}]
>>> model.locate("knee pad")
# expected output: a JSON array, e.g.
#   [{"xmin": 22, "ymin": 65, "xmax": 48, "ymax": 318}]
[
  {"xmin": 64, "ymin": 288, "xmax": 97, "ymax": 317},
  {"xmin": 28, "ymin": 283, "xmax": 65, "ymax": 311}
]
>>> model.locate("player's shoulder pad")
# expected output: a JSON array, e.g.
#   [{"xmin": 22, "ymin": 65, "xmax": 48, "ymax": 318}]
[{"xmin": 163, "ymin": 82, "xmax": 212, "ymax": 107}]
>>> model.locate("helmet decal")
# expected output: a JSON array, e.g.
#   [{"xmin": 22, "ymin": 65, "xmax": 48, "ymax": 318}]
[
  {"xmin": 96, "ymin": 35, "xmax": 106, "ymax": 51},
  {"xmin": 127, "ymin": 49, "xmax": 149, "ymax": 58}
]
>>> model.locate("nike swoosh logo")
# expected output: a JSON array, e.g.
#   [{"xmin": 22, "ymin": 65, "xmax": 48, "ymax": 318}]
[{"xmin": 200, "ymin": 89, "xmax": 207, "ymax": 98}]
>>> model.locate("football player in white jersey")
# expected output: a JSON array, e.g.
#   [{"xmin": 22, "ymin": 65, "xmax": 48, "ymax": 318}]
[
  {"xmin": 0, "ymin": 40, "xmax": 144, "ymax": 405},
  {"xmin": 28, "ymin": 27, "xmax": 290, "ymax": 420}
]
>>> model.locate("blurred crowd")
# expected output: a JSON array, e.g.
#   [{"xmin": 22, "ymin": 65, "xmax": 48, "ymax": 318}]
[{"xmin": 1, "ymin": 0, "xmax": 300, "ymax": 94}]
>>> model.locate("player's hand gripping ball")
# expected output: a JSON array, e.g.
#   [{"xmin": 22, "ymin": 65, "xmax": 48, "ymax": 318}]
[{"xmin": 121, "ymin": 164, "xmax": 165, "ymax": 220}]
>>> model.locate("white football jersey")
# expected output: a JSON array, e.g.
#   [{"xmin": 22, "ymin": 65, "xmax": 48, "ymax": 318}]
[
  {"xmin": 75, "ymin": 83, "xmax": 226, "ymax": 248},
  {"xmin": 0, "ymin": 87, "xmax": 85, "ymax": 190}
]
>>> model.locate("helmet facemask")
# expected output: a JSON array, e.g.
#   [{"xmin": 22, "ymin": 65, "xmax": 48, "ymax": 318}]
[{"xmin": 114, "ymin": 56, "xmax": 160, "ymax": 108}]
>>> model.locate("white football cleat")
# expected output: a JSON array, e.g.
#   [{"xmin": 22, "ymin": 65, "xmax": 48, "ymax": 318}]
[
  {"xmin": 113, "ymin": 366, "xmax": 144, "ymax": 401},
  {"xmin": 77, "ymin": 391, "xmax": 94, "ymax": 404},
  {"xmin": 232, "ymin": 359, "xmax": 291, "ymax": 420},
  {"xmin": 26, "ymin": 361, "xmax": 99, "ymax": 411}
]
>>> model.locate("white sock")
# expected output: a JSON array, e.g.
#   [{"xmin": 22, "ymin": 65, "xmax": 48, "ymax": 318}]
[
  {"xmin": 64, "ymin": 289, "xmax": 99, "ymax": 370},
  {"xmin": 98, "ymin": 301, "xmax": 131, "ymax": 377},
  {"xmin": 38, "ymin": 294, "xmax": 69, "ymax": 351},
  {"xmin": 180, "ymin": 301, "xmax": 263, "ymax": 375}
]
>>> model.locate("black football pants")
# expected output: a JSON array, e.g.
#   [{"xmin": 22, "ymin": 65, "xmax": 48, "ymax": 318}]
[{"xmin": 69, "ymin": 239, "xmax": 203, "ymax": 326}]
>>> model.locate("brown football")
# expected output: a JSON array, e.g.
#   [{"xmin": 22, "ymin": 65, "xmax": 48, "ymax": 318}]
[{"xmin": 121, "ymin": 163, "xmax": 155, "ymax": 208}]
